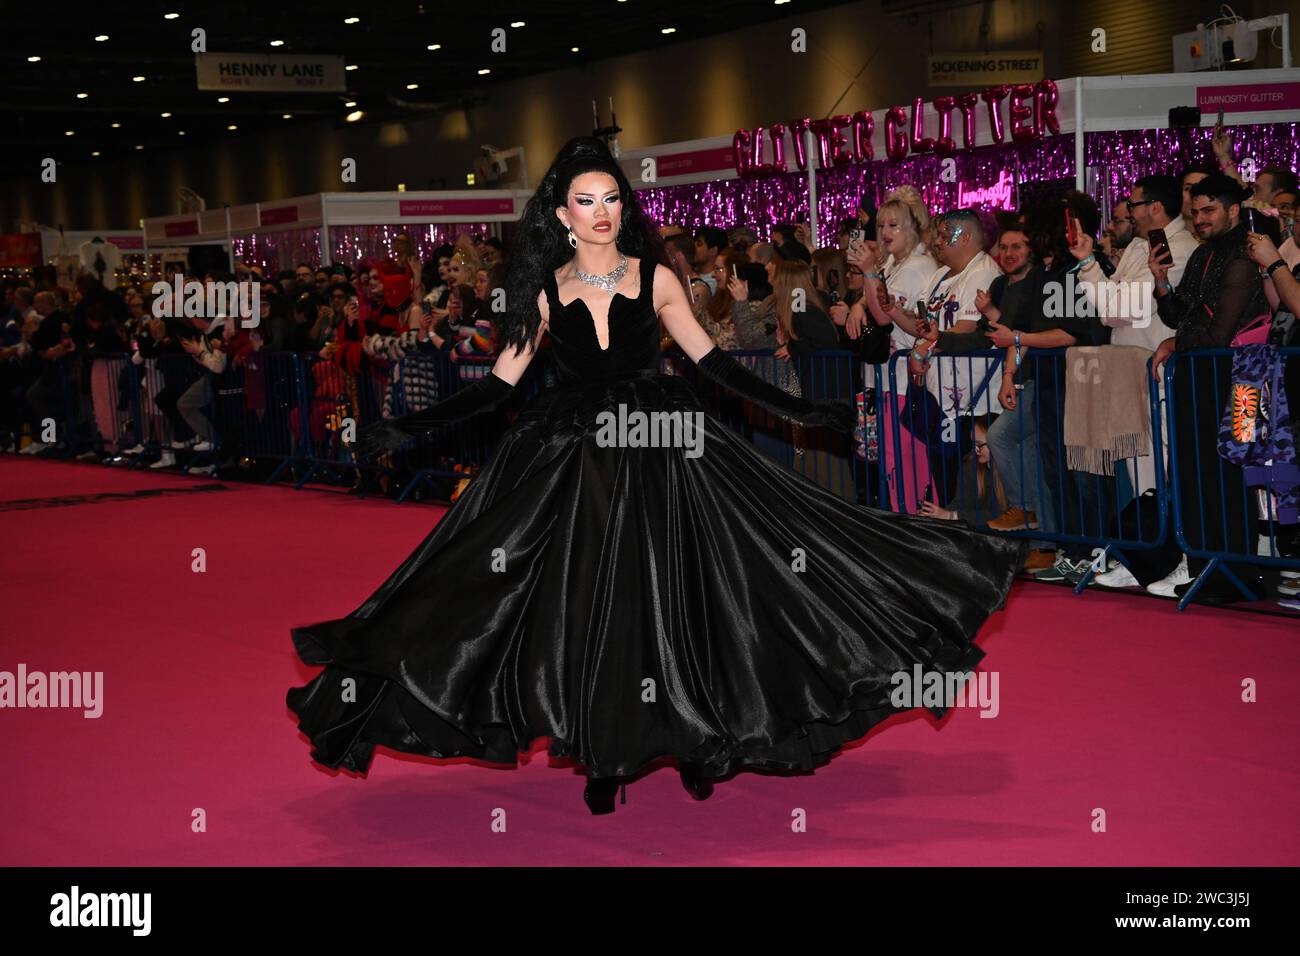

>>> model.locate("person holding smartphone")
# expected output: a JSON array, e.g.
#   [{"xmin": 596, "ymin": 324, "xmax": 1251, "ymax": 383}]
[{"xmin": 1073, "ymin": 175, "xmax": 1195, "ymax": 352}]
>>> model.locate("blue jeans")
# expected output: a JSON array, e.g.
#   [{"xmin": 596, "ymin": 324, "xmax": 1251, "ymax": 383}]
[{"xmin": 987, "ymin": 379, "xmax": 1053, "ymax": 548}]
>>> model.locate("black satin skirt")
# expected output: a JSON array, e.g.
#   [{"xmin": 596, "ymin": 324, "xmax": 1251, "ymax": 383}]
[{"xmin": 287, "ymin": 371, "xmax": 1027, "ymax": 780}]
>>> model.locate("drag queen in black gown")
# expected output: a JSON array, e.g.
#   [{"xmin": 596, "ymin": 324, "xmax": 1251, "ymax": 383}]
[{"xmin": 287, "ymin": 137, "xmax": 1026, "ymax": 814}]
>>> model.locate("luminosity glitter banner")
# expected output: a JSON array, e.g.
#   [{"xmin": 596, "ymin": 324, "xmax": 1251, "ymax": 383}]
[{"xmin": 636, "ymin": 124, "xmax": 1300, "ymax": 241}]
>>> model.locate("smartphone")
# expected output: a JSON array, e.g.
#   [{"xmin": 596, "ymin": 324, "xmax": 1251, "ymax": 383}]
[
  {"xmin": 1216, "ymin": 107, "xmax": 1225, "ymax": 127},
  {"xmin": 827, "ymin": 290, "xmax": 841, "ymax": 305},
  {"xmin": 1244, "ymin": 208, "xmax": 1282, "ymax": 245},
  {"xmin": 849, "ymin": 228, "xmax": 864, "ymax": 244},
  {"xmin": 731, "ymin": 263, "xmax": 739, "ymax": 278},
  {"xmin": 1146, "ymin": 228, "xmax": 1173, "ymax": 266},
  {"xmin": 915, "ymin": 301, "xmax": 932, "ymax": 335},
  {"xmin": 1065, "ymin": 207, "xmax": 1079, "ymax": 247}
]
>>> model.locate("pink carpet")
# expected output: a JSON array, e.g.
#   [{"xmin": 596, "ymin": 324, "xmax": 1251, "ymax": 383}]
[{"xmin": 3, "ymin": 456, "xmax": 1297, "ymax": 866}]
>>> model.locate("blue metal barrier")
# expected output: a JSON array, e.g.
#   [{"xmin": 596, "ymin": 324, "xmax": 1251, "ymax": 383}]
[
  {"xmin": 874, "ymin": 346, "xmax": 1170, "ymax": 592},
  {"xmin": 1164, "ymin": 347, "xmax": 1300, "ymax": 609},
  {"xmin": 665, "ymin": 348, "xmax": 861, "ymax": 502}
]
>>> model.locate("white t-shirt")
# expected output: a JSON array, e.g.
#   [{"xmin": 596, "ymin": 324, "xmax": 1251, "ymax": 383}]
[
  {"xmin": 918, "ymin": 250, "xmax": 1002, "ymax": 417},
  {"xmin": 872, "ymin": 244, "xmax": 936, "ymax": 394}
]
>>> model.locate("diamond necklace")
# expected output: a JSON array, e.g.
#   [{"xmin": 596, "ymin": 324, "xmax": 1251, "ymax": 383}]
[{"xmin": 573, "ymin": 253, "xmax": 628, "ymax": 294}]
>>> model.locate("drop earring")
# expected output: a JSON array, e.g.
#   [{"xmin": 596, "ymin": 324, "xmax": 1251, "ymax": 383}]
[{"xmin": 567, "ymin": 228, "xmax": 577, "ymax": 249}]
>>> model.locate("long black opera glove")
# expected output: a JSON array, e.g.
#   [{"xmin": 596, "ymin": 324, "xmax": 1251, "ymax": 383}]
[
  {"xmin": 350, "ymin": 370, "xmax": 515, "ymax": 461},
  {"xmin": 695, "ymin": 346, "xmax": 856, "ymax": 432}
]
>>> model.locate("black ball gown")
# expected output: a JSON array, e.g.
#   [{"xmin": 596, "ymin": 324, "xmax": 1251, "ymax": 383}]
[{"xmin": 286, "ymin": 258, "xmax": 1026, "ymax": 783}]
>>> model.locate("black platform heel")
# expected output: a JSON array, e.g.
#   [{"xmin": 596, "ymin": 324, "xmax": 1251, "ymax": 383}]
[
  {"xmin": 678, "ymin": 762, "xmax": 714, "ymax": 801},
  {"xmin": 583, "ymin": 776, "xmax": 627, "ymax": 815}
]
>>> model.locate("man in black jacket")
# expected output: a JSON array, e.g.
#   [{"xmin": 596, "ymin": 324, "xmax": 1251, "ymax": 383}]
[{"xmin": 1135, "ymin": 173, "xmax": 1270, "ymax": 604}]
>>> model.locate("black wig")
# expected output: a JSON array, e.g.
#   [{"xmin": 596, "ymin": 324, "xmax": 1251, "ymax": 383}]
[{"xmin": 499, "ymin": 136, "xmax": 666, "ymax": 354}]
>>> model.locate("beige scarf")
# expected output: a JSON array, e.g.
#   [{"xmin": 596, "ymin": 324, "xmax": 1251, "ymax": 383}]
[{"xmin": 1063, "ymin": 345, "xmax": 1152, "ymax": 476}]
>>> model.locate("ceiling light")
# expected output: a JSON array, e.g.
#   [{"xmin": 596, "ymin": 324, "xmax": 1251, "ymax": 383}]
[
  {"xmin": 135, "ymin": 144, "xmax": 143, "ymax": 150},
  {"xmin": 427, "ymin": 44, "xmax": 441, "ymax": 51},
  {"xmin": 76, "ymin": 92, "xmax": 88, "ymax": 99},
  {"xmin": 571, "ymin": 47, "xmax": 579, "ymax": 53},
  {"xmin": 346, "ymin": 110, "xmax": 364, "ymax": 122},
  {"xmin": 132, "ymin": 75, "xmax": 145, "ymax": 82},
  {"xmin": 217, "ymin": 96, "xmax": 229, "ymax": 103},
  {"xmin": 405, "ymin": 83, "xmax": 418, "ymax": 90},
  {"xmin": 270, "ymin": 40, "xmax": 284, "ymax": 47},
  {"xmin": 164, "ymin": 12, "xmax": 179, "ymax": 19},
  {"xmin": 227, "ymin": 124, "xmax": 237, "ymax": 130},
  {"xmin": 178, "ymin": 130, "xmax": 186, "ymax": 136},
  {"xmin": 344, "ymin": 16, "xmax": 359, "ymax": 24},
  {"xmin": 110, "ymin": 122, "xmax": 121, "ymax": 128},
  {"xmin": 344, "ymin": 100, "xmax": 357, "ymax": 107},
  {"xmin": 65, "ymin": 130, "xmax": 74, "ymax": 136},
  {"xmin": 94, "ymin": 34, "xmax": 109, "ymax": 42},
  {"xmin": 661, "ymin": 27, "xmax": 676, "ymax": 35},
  {"xmin": 346, "ymin": 64, "xmax": 358, "ymax": 70},
  {"xmin": 92, "ymin": 151, "xmax": 100, "ymax": 156},
  {"xmin": 282, "ymin": 113, "xmax": 292, "ymax": 119},
  {"xmin": 510, "ymin": 21, "xmax": 525, "ymax": 28},
  {"xmin": 160, "ymin": 111, "xmax": 171, "ymax": 118},
  {"xmin": 477, "ymin": 68, "xmax": 490, "ymax": 75},
  {"xmin": 27, "ymin": 55, "xmax": 41, "ymax": 62}
]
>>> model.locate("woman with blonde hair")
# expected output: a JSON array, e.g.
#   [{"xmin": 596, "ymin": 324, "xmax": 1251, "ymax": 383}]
[
  {"xmin": 844, "ymin": 184, "xmax": 938, "ymax": 513},
  {"xmin": 446, "ymin": 243, "xmax": 482, "ymax": 289}
]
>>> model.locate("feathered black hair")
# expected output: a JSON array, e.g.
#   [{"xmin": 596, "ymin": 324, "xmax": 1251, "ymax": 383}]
[{"xmin": 499, "ymin": 136, "xmax": 666, "ymax": 354}]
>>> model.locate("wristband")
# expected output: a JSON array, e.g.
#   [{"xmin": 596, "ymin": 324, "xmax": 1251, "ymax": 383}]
[
  {"xmin": 1265, "ymin": 258, "xmax": 1288, "ymax": 278},
  {"xmin": 1075, "ymin": 253, "xmax": 1096, "ymax": 270},
  {"xmin": 861, "ymin": 272, "xmax": 885, "ymax": 281},
  {"xmin": 1013, "ymin": 331, "xmax": 1022, "ymax": 368}
]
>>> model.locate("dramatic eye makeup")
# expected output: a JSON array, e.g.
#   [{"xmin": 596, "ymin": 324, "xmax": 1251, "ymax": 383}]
[{"xmin": 574, "ymin": 191, "xmax": 620, "ymax": 206}]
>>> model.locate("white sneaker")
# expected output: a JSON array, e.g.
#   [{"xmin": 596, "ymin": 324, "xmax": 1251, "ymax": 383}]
[
  {"xmin": 1095, "ymin": 565, "xmax": 1139, "ymax": 588},
  {"xmin": 189, "ymin": 464, "xmax": 216, "ymax": 476},
  {"xmin": 1279, "ymin": 579, "xmax": 1300, "ymax": 597},
  {"xmin": 1147, "ymin": 555, "xmax": 1191, "ymax": 597},
  {"xmin": 19, "ymin": 441, "xmax": 51, "ymax": 455},
  {"xmin": 122, "ymin": 443, "xmax": 146, "ymax": 455},
  {"xmin": 170, "ymin": 437, "xmax": 196, "ymax": 450},
  {"xmin": 191, "ymin": 440, "xmax": 214, "ymax": 452},
  {"xmin": 150, "ymin": 451, "xmax": 177, "ymax": 469}
]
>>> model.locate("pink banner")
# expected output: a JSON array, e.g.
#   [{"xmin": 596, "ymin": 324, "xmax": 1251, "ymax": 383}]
[
  {"xmin": 107, "ymin": 235, "xmax": 143, "ymax": 250},
  {"xmin": 164, "ymin": 220, "xmax": 199, "ymax": 238},
  {"xmin": 1198, "ymin": 82, "xmax": 1300, "ymax": 113},
  {"xmin": 259, "ymin": 205, "xmax": 299, "ymax": 226},
  {"xmin": 653, "ymin": 147, "xmax": 737, "ymax": 178},
  {"xmin": 398, "ymin": 198, "xmax": 514, "ymax": 217}
]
